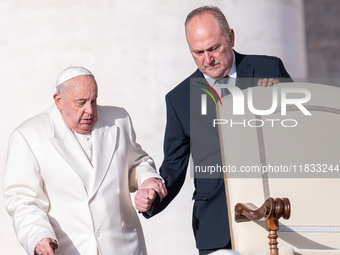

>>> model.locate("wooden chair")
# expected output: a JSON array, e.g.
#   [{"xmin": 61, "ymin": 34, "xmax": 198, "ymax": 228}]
[{"xmin": 216, "ymin": 82, "xmax": 340, "ymax": 255}]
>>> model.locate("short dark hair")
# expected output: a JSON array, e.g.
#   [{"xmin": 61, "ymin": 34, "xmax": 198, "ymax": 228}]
[{"xmin": 185, "ymin": 6, "xmax": 231, "ymax": 41}]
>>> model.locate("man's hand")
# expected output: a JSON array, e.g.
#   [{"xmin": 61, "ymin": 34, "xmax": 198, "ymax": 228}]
[
  {"xmin": 135, "ymin": 189, "xmax": 157, "ymax": 212},
  {"xmin": 134, "ymin": 178, "xmax": 167, "ymax": 212},
  {"xmin": 140, "ymin": 178, "xmax": 167, "ymax": 200},
  {"xmin": 257, "ymin": 78, "xmax": 280, "ymax": 87},
  {"xmin": 34, "ymin": 238, "xmax": 57, "ymax": 255}
]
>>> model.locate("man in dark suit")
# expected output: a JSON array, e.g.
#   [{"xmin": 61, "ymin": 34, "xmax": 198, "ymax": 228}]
[{"xmin": 135, "ymin": 5, "xmax": 292, "ymax": 255}]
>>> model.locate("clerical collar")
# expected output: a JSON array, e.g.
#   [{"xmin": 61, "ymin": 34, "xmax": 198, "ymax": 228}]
[
  {"xmin": 73, "ymin": 131, "xmax": 92, "ymax": 140},
  {"xmin": 73, "ymin": 131, "xmax": 93, "ymax": 163}
]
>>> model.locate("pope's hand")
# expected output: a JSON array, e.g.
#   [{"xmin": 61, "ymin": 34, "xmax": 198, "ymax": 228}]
[
  {"xmin": 134, "ymin": 178, "xmax": 167, "ymax": 212},
  {"xmin": 34, "ymin": 238, "xmax": 57, "ymax": 255}
]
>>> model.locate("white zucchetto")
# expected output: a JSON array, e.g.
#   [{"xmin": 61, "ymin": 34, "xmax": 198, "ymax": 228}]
[{"xmin": 56, "ymin": 66, "xmax": 94, "ymax": 87}]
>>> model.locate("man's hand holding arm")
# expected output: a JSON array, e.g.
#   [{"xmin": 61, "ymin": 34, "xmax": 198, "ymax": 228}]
[{"xmin": 135, "ymin": 178, "xmax": 167, "ymax": 212}]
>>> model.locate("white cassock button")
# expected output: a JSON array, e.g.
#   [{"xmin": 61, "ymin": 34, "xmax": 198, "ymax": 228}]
[
  {"xmin": 122, "ymin": 222, "xmax": 126, "ymax": 228},
  {"xmin": 118, "ymin": 189, "xmax": 122, "ymax": 195},
  {"xmin": 95, "ymin": 231, "xmax": 100, "ymax": 237}
]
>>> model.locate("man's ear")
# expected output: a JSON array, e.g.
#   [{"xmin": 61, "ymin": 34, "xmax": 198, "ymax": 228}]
[
  {"xmin": 53, "ymin": 93, "xmax": 63, "ymax": 111},
  {"xmin": 229, "ymin": 29, "xmax": 235, "ymax": 47}
]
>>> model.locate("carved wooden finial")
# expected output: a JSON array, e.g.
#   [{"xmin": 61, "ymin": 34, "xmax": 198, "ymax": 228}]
[{"xmin": 235, "ymin": 197, "xmax": 291, "ymax": 255}]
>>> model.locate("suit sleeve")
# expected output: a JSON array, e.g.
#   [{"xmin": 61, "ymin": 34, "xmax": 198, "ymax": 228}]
[
  {"xmin": 276, "ymin": 57, "xmax": 293, "ymax": 80},
  {"xmin": 144, "ymin": 93, "xmax": 191, "ymax": 217},
  {"xmin": 3, "ymin": 130, "xmax": 56, "ymax": 255}
]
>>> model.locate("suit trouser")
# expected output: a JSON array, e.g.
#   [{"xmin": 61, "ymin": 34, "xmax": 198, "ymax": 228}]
[{"xmin": 199, "ymin": 241, "xmax": 232, "ymax": 255}]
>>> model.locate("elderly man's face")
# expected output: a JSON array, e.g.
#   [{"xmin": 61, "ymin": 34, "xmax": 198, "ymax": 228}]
[
  {"xmin": 54, "ymin": 75, "xmax": 98, "ymax": 134},
  {"xmin": 186, "ymin": 13, "xmax": 235, "ymax": 80}
]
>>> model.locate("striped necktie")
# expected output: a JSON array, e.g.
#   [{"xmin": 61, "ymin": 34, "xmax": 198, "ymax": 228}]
[{"xmin": 214, "ymin": 76, "xmax": 230, "ymax": 97}]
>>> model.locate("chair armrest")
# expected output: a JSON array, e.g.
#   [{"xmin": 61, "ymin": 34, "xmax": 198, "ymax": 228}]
[{"xmin": 235, "ymin": 197, "xmax": 290, "ymax": 222}]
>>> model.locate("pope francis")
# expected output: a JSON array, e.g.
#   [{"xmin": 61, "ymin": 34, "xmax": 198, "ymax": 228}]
[{"xmin": 3, "ymin": 66, "xmax": 166, "ymax": 255}]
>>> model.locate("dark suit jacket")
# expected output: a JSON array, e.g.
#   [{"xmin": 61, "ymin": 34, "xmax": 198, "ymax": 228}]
[{"xmin": 147, "ymin": 51, "xmax": 292, "ymax": 250}]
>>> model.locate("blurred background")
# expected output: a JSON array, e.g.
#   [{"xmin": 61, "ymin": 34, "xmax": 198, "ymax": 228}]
[{"xmin": 0, "ymin": 0, "xmax": 339, "ymax": 254}]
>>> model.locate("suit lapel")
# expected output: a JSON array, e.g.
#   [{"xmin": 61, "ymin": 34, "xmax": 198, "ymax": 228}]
[
  {"xmin": 235, "ymin": 51, "xmax": 256, "ymax": 89},
  {"xmin": 49, "ymin": 105, "xmax": 93, "ymax": 193},
  {"xmin": 90, "ymin": 110, "xmax": 118, "ymax": 199}
]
